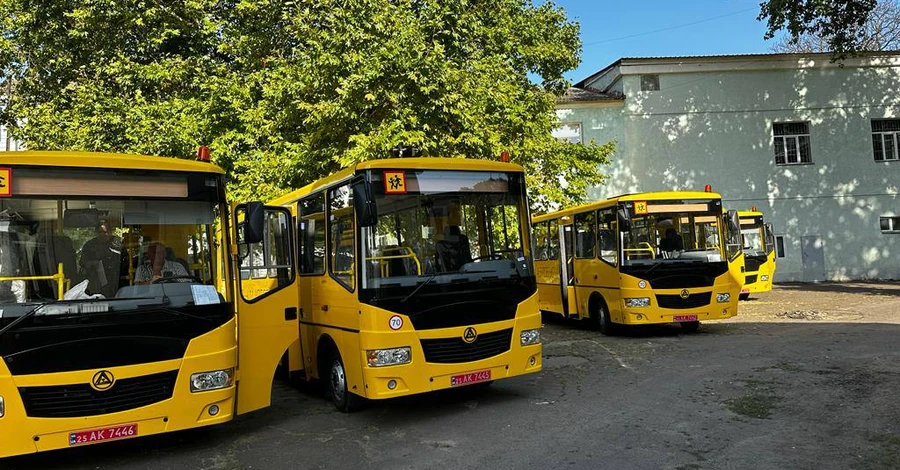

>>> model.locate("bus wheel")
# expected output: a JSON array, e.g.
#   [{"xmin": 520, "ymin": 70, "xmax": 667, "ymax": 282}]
[
  {"xmin": 328, "ymin": 352, "xmax": 367, "ymax": 413},
  {"xmin": 681, "ymin": 321, "xmax": 700, "ymax": 333},
  {"xmin": 592, "ymin": 298, "xmax": 616, "ymax": 336},
  {"xmin": 739, "ymin": 293, "xmax": 750, "ymax": 301}
]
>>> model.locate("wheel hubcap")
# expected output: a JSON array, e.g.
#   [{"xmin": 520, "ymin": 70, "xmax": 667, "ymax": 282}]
[{"xmin": 331, "ymin": 360, "xmax": 346, "ymax": 402}]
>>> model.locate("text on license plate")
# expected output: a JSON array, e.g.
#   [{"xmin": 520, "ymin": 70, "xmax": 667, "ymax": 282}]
[
  {"xmin": 673, "ymin": 315, "xmax": 698, "ymax": 322},
  {"xmin": 450, "ymin": 370, "xmax": 491, "ymax": 387},
  {"xmin": 69, "ymin": 424, "xmax": 137, "ymax": 446}
]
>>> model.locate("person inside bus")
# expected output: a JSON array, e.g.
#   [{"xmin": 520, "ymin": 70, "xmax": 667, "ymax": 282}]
[
  {"xmin": 80, "ymin": 219, "xmax": 129, "ymax": 297},
  {"xmin": 135, "ymin": 241, "xmax": 190, "ymax": 284},
  {"xmin": 435, "ymin": 225, "xmax": 472, "ymax": 272},
  {"xmin": 659, "ymin": 228, "xmax": 684, "ymax": 254}
]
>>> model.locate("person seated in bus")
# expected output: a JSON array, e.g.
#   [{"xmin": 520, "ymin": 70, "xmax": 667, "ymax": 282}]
[
  {"xmin": 135, "ymin": 241, "xmax": 190, "ymax": 284},
  {"xmin": 80, "ymin": 219, "xmax": 129, "ymax": 297},
  {"xmin": 659, "ymin": 228, "xmax": 684, "ymax": 253},
  {"xmin": 435, "ymin": 225, "xmax": 472, "ymax": 272}
]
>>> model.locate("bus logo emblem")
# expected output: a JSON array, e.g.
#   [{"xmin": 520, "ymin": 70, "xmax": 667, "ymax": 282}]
[
  {"xmin": 463, "ymin": 327, "xmax": 478, "ymax": 343},
  {"xmin": 91, "ymin": 370, "xmax": 116, "ymax": 391},
  {"xmin": 680, "ymin": 289, "xmax": 690, "ymax": 299}
]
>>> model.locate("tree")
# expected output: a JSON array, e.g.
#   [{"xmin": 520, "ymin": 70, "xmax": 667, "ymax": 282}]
[
  {"xmin": 758, "ymin": 0, "xmax": 892, "ymax": 55},
  {"xmin": 0, "ymin": 0, "xmax": 612, "ymax": 210},
  {"xmin": 768, "ymin": 0, "xmax": 900, "ymax": 53}
]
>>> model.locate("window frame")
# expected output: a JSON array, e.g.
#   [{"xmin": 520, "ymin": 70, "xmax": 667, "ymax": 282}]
[
  {"xmin": 597, "ymin": 207, "xmax": 618, "ymax": 267},
  {"xmin": 773, "ymin": 122, "xmax": 812, "ymax": 165},
  {"xmin": 236, "ymin": 205, "xmax": 295, "ymax": 304},
  {"xmin": 872, "ymin": 119, "xmax": 900, "ymax": 162},
  {"xmin": 774, "ymin": 235, "xmax": 786, "ymax": 258},
  {"xmin": 880, "ymin": 216, "xmax": 900, "ymax": 234},
  {"xmin": 574, "ymin": 211, "xmax": 596, "ymax": 259},
  {"xmin": 327, "ymin": 182, "xmax": 356, "ymax": 293},
  {"xmin": 297, "ymin": 192, "xmax": 327, "ymax": 276}
]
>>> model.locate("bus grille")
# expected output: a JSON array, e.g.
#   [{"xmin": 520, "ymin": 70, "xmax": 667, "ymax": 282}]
[
  {"xmin": 18, "ymin": 370, "xmax": 178, "ymax": 418},
  {"xmin": 420, "ymin": 329, "xmax": 512, "ymax": 364},
  {"xmin": 745, "ymin": 274, "xmax": 758, "ymax": 285},
  {"xmin": 655, "ymin": 292, "xmax": 712, "ymax": 310}
]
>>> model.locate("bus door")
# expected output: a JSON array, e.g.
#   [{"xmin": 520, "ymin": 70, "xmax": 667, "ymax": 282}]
[
  {"xmin": 559, "ymin": 221, "xmax": 575, "ymax": 317},
  {"xmin": 232, "ymin": 203, "xmax": 299, "ymax": 414}
]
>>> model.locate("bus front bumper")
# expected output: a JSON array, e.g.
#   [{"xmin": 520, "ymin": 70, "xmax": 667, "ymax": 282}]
[{"xmin": 619, "ymin": 287, "xmax": 738, "ymax": 325}]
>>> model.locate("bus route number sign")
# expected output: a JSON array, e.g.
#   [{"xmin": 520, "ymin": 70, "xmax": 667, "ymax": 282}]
[
  {"xmin": 383, "ymin": 171, "xmax": 407, "ymax": 194},
  {"xmin": 634, "ymin": 201, "xmax": 648, "ymax": 215}
]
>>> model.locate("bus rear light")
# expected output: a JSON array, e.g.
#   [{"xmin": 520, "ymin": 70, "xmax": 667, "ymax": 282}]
[
  {"xmin": 190, "ymin": 369, "xmax": 234, "ymax": 392},
  {"xmin": 367, "ymin": 347, "xmax": 411, "ymax": 367},
  {"xmin": 716, "ymin": 293, "xmax": 731, "ymax": 303},
  {"xmin": 520, "ymin": 329, "xmax": 541, "ymax": 346},
  {"xmin": 625, "ymin": 297, "xmax": 651, "ymax": 308}
]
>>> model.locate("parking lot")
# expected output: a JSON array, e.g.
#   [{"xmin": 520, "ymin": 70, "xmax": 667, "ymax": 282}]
[{"xmin": 6, "ymin": 283, "xmax": 900, "ymax": 470}]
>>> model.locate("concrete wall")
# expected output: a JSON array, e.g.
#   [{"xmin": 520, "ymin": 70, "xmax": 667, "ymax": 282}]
[{"xmin": 559, "ymin": 60, "xmax": 900, "ymax": 282}]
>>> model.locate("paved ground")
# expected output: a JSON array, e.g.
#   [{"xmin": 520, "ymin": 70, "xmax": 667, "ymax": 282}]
[{"xmin": 5, "ymin": 283, "xmax": 900, "ymax": 470}]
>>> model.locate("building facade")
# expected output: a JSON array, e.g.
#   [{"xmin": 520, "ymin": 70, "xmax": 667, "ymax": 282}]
[{"xmin": 558, "ymin": 52, "xmax": 900, "ymax": 282}]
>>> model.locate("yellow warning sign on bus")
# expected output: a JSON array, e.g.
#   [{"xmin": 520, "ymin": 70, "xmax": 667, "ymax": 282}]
[
  {"xmin": 634, "ymin": 201, "xmax": 648, "ymax": 215},
  {"xmin": 0, "ymin": 168, "xmax": 12, "ymax": 197},
  {"xmin": 383, "ymin": 171, "xmax": 407, "ymax": 194}
]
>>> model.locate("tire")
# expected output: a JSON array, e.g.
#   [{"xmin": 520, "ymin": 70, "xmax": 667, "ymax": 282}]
[
  {"xmin": 592, "ymin": 298, "xmax": 616, "ymax": 336},
  {"xmin": 739, "ymin": 292, "xmax": 750, "ymax": 301},
  {"xmin": 681, "ymin": 321, "xmax": 700, "ymax": 333},
  {"xmin": 327, "ymin": 352, "xmax": 367, "ymax": 413}
]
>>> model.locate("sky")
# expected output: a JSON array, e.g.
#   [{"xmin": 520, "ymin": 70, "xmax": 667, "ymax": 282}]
[{"xmin": 553, "ymin": 0, "xmax": 777, "ymax": 83}]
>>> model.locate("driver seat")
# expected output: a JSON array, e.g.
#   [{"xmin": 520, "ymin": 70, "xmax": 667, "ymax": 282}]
[{"xmin": 435, "ymin": 225, "xmax": 472, "ymax": 272}]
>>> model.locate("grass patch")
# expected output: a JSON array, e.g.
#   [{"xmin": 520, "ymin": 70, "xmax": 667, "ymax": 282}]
[{"xmin": 862, "ymin": 434, "xmax": 900, "ymax": 470}]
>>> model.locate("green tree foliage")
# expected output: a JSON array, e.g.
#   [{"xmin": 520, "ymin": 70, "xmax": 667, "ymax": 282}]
[
  {"xmin": 0, "ymin": 0, "xmax": 612, "ymax": 210},
  {"xmin": 759, "ymin": 0, "xmax": 881, "ymax": 56}
]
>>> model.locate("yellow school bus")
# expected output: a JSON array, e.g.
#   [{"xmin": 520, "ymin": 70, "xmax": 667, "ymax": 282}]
[
  {"xmin": 532, "ymin": 191, "xmax": 743, "ymax": 334},
  {"xmin": 0, "ymin": 151, "xmax": 298, "ymax": 458},
  {"xmin": 269, "ymin": 157, "xmax": 542, "ymax": 411},
  {"xmin": 738, "ymin": 209, "xmax": 776, "ymax": 299}
]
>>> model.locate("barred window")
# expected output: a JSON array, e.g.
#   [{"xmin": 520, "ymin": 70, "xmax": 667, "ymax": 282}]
[
  {"xmin": 872, "ymin": 119, "xmax": 900, "ymax": 162},
  {"xmin": 773, "ymin": 122, "xmax": 812, "ymax": 165},
  {"xmin": 880, "ymin": 216, "xmax": 900, "ymax": 234}
]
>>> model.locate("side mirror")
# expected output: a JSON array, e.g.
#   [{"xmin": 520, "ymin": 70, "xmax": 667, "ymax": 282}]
[
  {"xmin": 617, "ymin": 207, "xmax": 632, "ymax": 232},
  {"xmin": 352, "ymin": 177, "xmax": 378, "ymax": 227},
  {"xmin": 726, "ymin": 209, "xmax": 740, "ymax": 234},
  {"xmin": 242, "ymin": 202, "xmax": 265, "ymax": 245}
]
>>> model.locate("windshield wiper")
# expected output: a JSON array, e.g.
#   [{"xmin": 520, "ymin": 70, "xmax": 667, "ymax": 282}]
[
  {"xmin": 401, "ymin": 271, "xmax": 439, "ymax": 304},
  {"xmin": 0, "ymin": 302, "xmax": 51, "ymax": 340}
]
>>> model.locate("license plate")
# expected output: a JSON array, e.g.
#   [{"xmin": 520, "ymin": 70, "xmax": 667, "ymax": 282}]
[
  {"xmin": 450, "ymin": 370, "xmax": 491, "ymax": 387},
  {"xmin": 741, "ymin": 288, "xmax": 750, "ymax": 293},
  {"xmin": 69, "ymin": 423, "xmax": 137, "ymax": 446},
  {"xmin": 673, "ymin": 315, "xmax": 698, "ymax": 322}
]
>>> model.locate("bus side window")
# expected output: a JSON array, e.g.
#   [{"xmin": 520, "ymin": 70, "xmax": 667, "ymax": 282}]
[
  {"xmin": 548, "ymin": 219, "xmax": 560, "ymax": 260},
  {"xmin": 299, "ymin": 192, "xmax": 326, "ymax": 275},
  {"xmin": 597, "ymin": 208, "xmax": 617, "ymax": 265},
  {"xmin": 237, "ymin": 206, "xmax": 293, "ymax": 301},
  {"xmin": 328, "ymin": 184, "xmax": 355, "ymax": 291},
  {"xmin": 533, "ymin": 221, "xmax": 548, "ymax": 260},
  {"xmin": 574, "ymin": 211, "xmax": 595, "ymax": 259}
]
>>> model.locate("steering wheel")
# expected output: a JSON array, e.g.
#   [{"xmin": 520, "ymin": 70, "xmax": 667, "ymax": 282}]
[
  {"xmin": 152, "ymin": 275, "xmax": 202, "ymax": 284},
  {"xmin": 471, "ymin": 254, "xmax": 504, "ymax": 262}
]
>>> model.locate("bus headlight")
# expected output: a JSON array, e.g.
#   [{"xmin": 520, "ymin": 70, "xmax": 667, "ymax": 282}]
[
  {"xmin": 0, "ymin": 396, "xmax": 4, "ymax": 418},
  {"xmin": 190, "ymin": 369, "xmax": 234, "ymax": 392},
  {"xmin": 520, "ymin": 329, "xmax": 541, "ymax": 346},
  {"xmin": 716, "ymin": 293, "xmax": 731, "ymax": 303},
  {"xmin": 625, "ymin": 297, "xmax": 651, "ymax": 308},
  {"xmin": 760, "ymin": 275, "xmax": 769, "ymax": 281},
  {"xmin": 367, "ymin": 347, "xmax": 411, "ymax": 367}
]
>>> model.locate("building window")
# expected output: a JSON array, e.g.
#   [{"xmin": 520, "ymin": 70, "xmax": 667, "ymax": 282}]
[
  {"xmin": 775, "ymin": 235, "xmax": 786, "ymax": 258},
  {"xmin": 872, "ymin": 119, "xmax": 900, "ymax": 162},
  {"xmin": 773, "ymin": 122, "xmax": 812, "ymax": 165},
  {"xmin": 880, "ymin": 216, "xmax": 900, "ymax": 234},
  {"xmin": 552, "ymin": 122, "xmax": 582, "ymax": 144},
  {"xmin": 640, "ymin": 74, "xmax": 659, "ymax": 91}
]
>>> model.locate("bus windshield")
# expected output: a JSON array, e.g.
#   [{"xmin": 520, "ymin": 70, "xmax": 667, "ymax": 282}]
[
  {"xmin": 0, "ymin": 197, "xmax": 221, "ymax": 318},
  {"xmin": 622, "ymin": 207, "xmax": 725, "ymax": 265},
  {"xmin": 740, "ymin": 216, "xmax": 766, "ymax": 257},
  {"xmin": 361, "ymin": 170, "xmax": 532, "ymax": 291}
]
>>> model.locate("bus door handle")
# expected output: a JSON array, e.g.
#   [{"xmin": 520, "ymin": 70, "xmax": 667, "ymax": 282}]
[
  {"xmin": 285, "ymin": 307, "xmax": 298, "ymax": 321},
  {"xmin": 321, "ymin": 305, "xmax": 329, "ymax": 312}
]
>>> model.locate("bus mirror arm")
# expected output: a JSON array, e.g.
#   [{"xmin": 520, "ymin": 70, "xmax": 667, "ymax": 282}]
[
  {"xmin": 242, "ymin": 201, "xmax": 265, "ymax": 245},
  {"xmin": 352, "ymin": 177, "xmax": 378, "ymax": 227}
]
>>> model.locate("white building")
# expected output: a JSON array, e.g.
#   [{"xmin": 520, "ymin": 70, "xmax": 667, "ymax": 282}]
[
  {"xmin": 558, "ymin": 52, "xmax": 900, "ymax": 282},
  {"xmin": 0, "ymin": 123, "xmax": 23, "ymax": 151}
]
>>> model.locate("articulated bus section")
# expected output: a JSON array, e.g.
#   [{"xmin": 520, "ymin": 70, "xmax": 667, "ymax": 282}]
[{"xmin": 533, "ymin": 191, "xmax": 743, "ymax": 335}]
